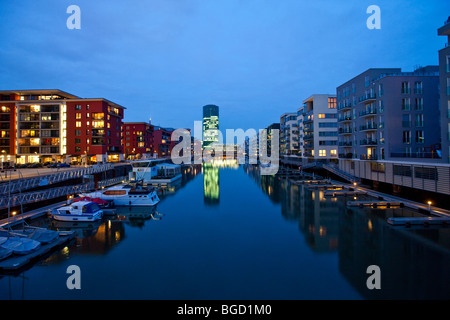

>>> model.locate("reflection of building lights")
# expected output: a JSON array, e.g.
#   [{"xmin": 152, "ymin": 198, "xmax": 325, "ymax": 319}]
[
  {"xmin": 319, "ymin": 226, "xmax": 326, "ymax": 237},
  {"xmin": 203, "ymin": 165, "xmax": 219, "ymax": 204},
  {"xmin": 368, "ymin": 219, "xmax": 373, "ymax": 232}
]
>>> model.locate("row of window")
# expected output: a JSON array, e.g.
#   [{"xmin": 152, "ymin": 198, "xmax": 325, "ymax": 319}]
[
  {"xmin": 338, "ymin": 81, "xmax": 424, "ymax": 100},
  {"xmin": 402, "ymin": 130, "xmax": 425, "ymax": 144}
]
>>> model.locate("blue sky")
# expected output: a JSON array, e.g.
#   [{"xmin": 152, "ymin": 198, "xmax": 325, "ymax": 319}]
[{"xmin": 0, "ymin": 0, "xmax": 448, "ymax": 137}]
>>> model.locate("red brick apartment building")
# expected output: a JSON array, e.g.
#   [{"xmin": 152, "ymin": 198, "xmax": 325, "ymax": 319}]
[
  {"xmin": 123, "ymin": 122, "xmax": 153, "ymax": 159},
  {"xmin": 122, "ymin": 123, "xmax": 178, "ymax": 159},
  {"xmin": 0, "ymin": 89, "xmax": 125, "ymax": 165}
]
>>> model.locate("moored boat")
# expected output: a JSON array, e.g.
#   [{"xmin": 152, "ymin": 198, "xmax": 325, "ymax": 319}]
[
  {"xmin": 80, "ymin": 183, "xmax": 160, "ymax": 207},
  {"xmin": 51, "ymin": 201, "xmax": 103, "ymax": 222}
]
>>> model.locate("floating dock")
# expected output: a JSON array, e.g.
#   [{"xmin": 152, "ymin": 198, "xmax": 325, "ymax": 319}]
[
  {"xmin": 347, "ymin": 201, "xmax": 404, "ymax": 208},
  {"xmin": 387, "ymin": 217, "xmax": 450, "ymax": 227},
  {"xmin": 295, "ymin": 180, "xmax": 329, "ymax": 185},
  {"xmin": 306, "ymin": 185, "xmax": 344, "ymax": 190},
  {"xmin": 0, "ymin": 231, "xmax": 75, "ymax": 272},
  {"xmin": 324, "ymin": 190, "xmax": 367, "ymax": 197}
]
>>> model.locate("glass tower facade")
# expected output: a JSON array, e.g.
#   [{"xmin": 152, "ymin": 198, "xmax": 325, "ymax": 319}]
[{"xmin": 202, "ymin": 104, "xmax": 219, "ymax": 150}]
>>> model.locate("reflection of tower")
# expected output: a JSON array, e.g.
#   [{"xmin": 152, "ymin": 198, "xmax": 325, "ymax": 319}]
[
  {"xmin": 202, "ymin": 105, "xmax": 219, "ymax": 150},
  {"xmin": 203, "ymin": 164, "xmax": 220, "ymax": 205}
]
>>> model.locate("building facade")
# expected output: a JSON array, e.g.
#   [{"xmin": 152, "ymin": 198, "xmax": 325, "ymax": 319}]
[
  {"xmin": 299, "ymin": 94, "xmax": 338, "ymax": 162},
  {"xmin": 67, "ymin": 99, "xmax": 124, "ymax": 164},
  {"xmin": 336, "ymin": 68, "xmax": 450, "ymax": 196},
  {"xmin": 280, "ymin": 113, "xmax": 298, "ymax": 156},
  {"xmin": 123, "ymin": 122, "xmax": 153, "ymax": 159},
  {"xmin": 152, "ymin": 126, "xmax": 175, "ymax": 158},
  {"xmin": 0, "ymin": 90, "xmax": 125, "ymax": 165},
  {"xmin": 202, "ymin": 104, "xmax": 219, "ymax": 150},
  {"xmin": 438, "ymin": 17, "xmax": 450, "ymax": 164}
]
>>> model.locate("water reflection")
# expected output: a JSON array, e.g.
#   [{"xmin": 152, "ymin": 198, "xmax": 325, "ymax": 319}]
[
  {"xmin": 244, "ymin": 164, "xmax": 450, "ymax": 299},
  {"xmin": 202, "ymin": 160, "xmax": 239, "ymax": 206},
  {"xmin": 203, "ymin": 165, "xmax": 220, "ymax": 205}
]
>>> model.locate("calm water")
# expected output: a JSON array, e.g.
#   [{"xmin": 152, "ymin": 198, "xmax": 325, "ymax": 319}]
[{"xmin": 2, "ymin": 164, "xmax": 450, "ymax": 300}]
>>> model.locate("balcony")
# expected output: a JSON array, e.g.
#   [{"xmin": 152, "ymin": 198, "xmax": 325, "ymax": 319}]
[
  {"xmin": 359, "ymin": 93, "xmax": 377, "ymax": 103},
  {"xmin": 359, "ymin": 109, "xmax": 377, "ymax": 117},
  {"xmin": 303, "ymin": 133, "xmax": 314, "ymax": 140},
  {"xmin": 390, "ymin": 152, "xmax": 441, "ymax": 159},
  {"xmin": 338, "ymin": 103, "xmax": 352, "ymax": 111},
  {"xmin": 360, "ymin": 139, "xmax": 378, "ymax": 146},
  {"xmin": 360, "ymin": 123, "xmax": 378, "ymax": 131},
  {"xmin": 338, "ymin": 128, "xmax": 353, "ymax": 135},
  {"xmin": 338, "ymin": 141, "xmax": 353, "ymax": 147},
  {"xmin": 338, "ymin": 116, "xmax": 352, "ymax": 123},
  {"xmin": 360, "ymin": 154, "xmax": 378, "ymax": 160},
  {"xmin": 339, "ymin": 153, "xmax": 354, "ymax": 159}
]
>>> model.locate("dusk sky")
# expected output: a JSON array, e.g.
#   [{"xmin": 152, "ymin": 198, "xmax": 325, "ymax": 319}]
[{"xmin": 0, "ymin": 0, "xmax": 448, "ymax": 139}]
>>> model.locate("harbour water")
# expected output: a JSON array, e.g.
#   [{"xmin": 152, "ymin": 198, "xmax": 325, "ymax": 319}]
[{"xmin": 1, "ymin": 164, "xmax": 450, "ymax": 299}]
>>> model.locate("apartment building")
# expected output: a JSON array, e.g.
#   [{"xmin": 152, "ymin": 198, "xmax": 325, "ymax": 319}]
[
  {"xmin": 123, "ymin": 122, "xmax": 153, "ymax": 159},
  {"xmin": 280, "ymin": 113, "xmax": 298, "ymax": 156},
  {"xmin": 336, "ymin": 68, "xmax": 450, "ymax": 196},
  {"xmin": 0, "ymin": 89, "xmax": 125, "ymax": 164},
  {"xmin": 299, "ymin": 94, "xmax": 338, "ymax": 162},
  {"xmin": 260, "ymin": 123, "xmax": 280, "ymax": 158},
  {"xmin": 438, "ymin": 17, "xmax": 450, "ymax": 164},
  {"xmin": 337, "ymin": 67, "xmax": 440, "ymax": 164}
]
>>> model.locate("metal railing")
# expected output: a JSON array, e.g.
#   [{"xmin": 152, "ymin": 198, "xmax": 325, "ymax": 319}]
[
  {"xmin": 0, "ymin": 163, "xmax": 113, "ymax": 194},
  {"xmin": 0, "ymin": 182, "xmax": 95, "ymax": 209},
  {"xmin": 321, "ymin": 163, "xmax": 360, "ymax": 184}
]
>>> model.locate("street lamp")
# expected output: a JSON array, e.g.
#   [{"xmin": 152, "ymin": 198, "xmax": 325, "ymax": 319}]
[{"xmin": 428, "ymin": 201, "xmax": 432, "ymax": 211}]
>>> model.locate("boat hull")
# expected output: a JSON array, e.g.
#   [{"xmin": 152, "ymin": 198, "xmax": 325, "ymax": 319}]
[
  {"xmin": 51, "ymin": 211, "xmax": 103, "ymax": 222},
  {"xmin": 80, "ymin": 192, "xmax": 160, "ymax": 207}
]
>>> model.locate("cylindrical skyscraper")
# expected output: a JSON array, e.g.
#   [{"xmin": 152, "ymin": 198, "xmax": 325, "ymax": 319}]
[{"xmin": 202, "ymin": 104, "xmax": 219, "ymax": 150}]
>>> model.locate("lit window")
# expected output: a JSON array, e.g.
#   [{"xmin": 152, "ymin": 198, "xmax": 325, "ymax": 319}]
[
  {"xmin": 76, "ymin": 121, "xmax": 82, "ymax": 127},
  {"xmin": 318, "ymin": 114, "xmax": 325, "ymax": 119},
  {"xmin": 330, "ymin": 150, "xmax": 337, "ymax": 156},
  {"xmin": 76, "ymin": 113, "xmax": 81, "ymax": 119},
  {"xmin": 319, "ymin": 150, "xmax": 326, "ymax": 157}
]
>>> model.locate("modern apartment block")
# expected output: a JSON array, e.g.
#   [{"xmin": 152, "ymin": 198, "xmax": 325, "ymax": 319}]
[
  {"xmin": 280, "ymin": 113, "xmax": 298, "ymax": 156},
  {"xmin": 438, "ymin": 17, "xmax": 450, "ymax": 163},
  {"xmin": 0, "ymin": 89, "xmax": 125, "ymax": 164},
  {"xmin": 336, "ymin": 68, "xmax": 450, "ymax": 196},
  {"xmin": 152, "ymin": 126, "xmax": 175, "ymax": 158},
  {"xmin": 260, "ymin": 123, "xmax": 280, "ymax": 157},
  {"xmin": 123, "ymin": 122, "xmax": 153, "ymax": 159},
  {"xmin": 67, "ymin": 98, "xmax": 124, "ymax": 164},
  {"xmin": 337, "ymin": 67, "xmax": 440, "ymax": 164},
  {"xmin": 298, "ymin": 94, "xmax": 338, "ymax": 162}
]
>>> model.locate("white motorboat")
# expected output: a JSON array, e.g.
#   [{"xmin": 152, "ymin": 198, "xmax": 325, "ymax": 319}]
[
  {"xmin": 51, "ymin": 201, "xmax": 103, "ymax": 222},
  {"xmin": 80, "ymin": 183, "xmax": 160, "ymax": 207}
]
